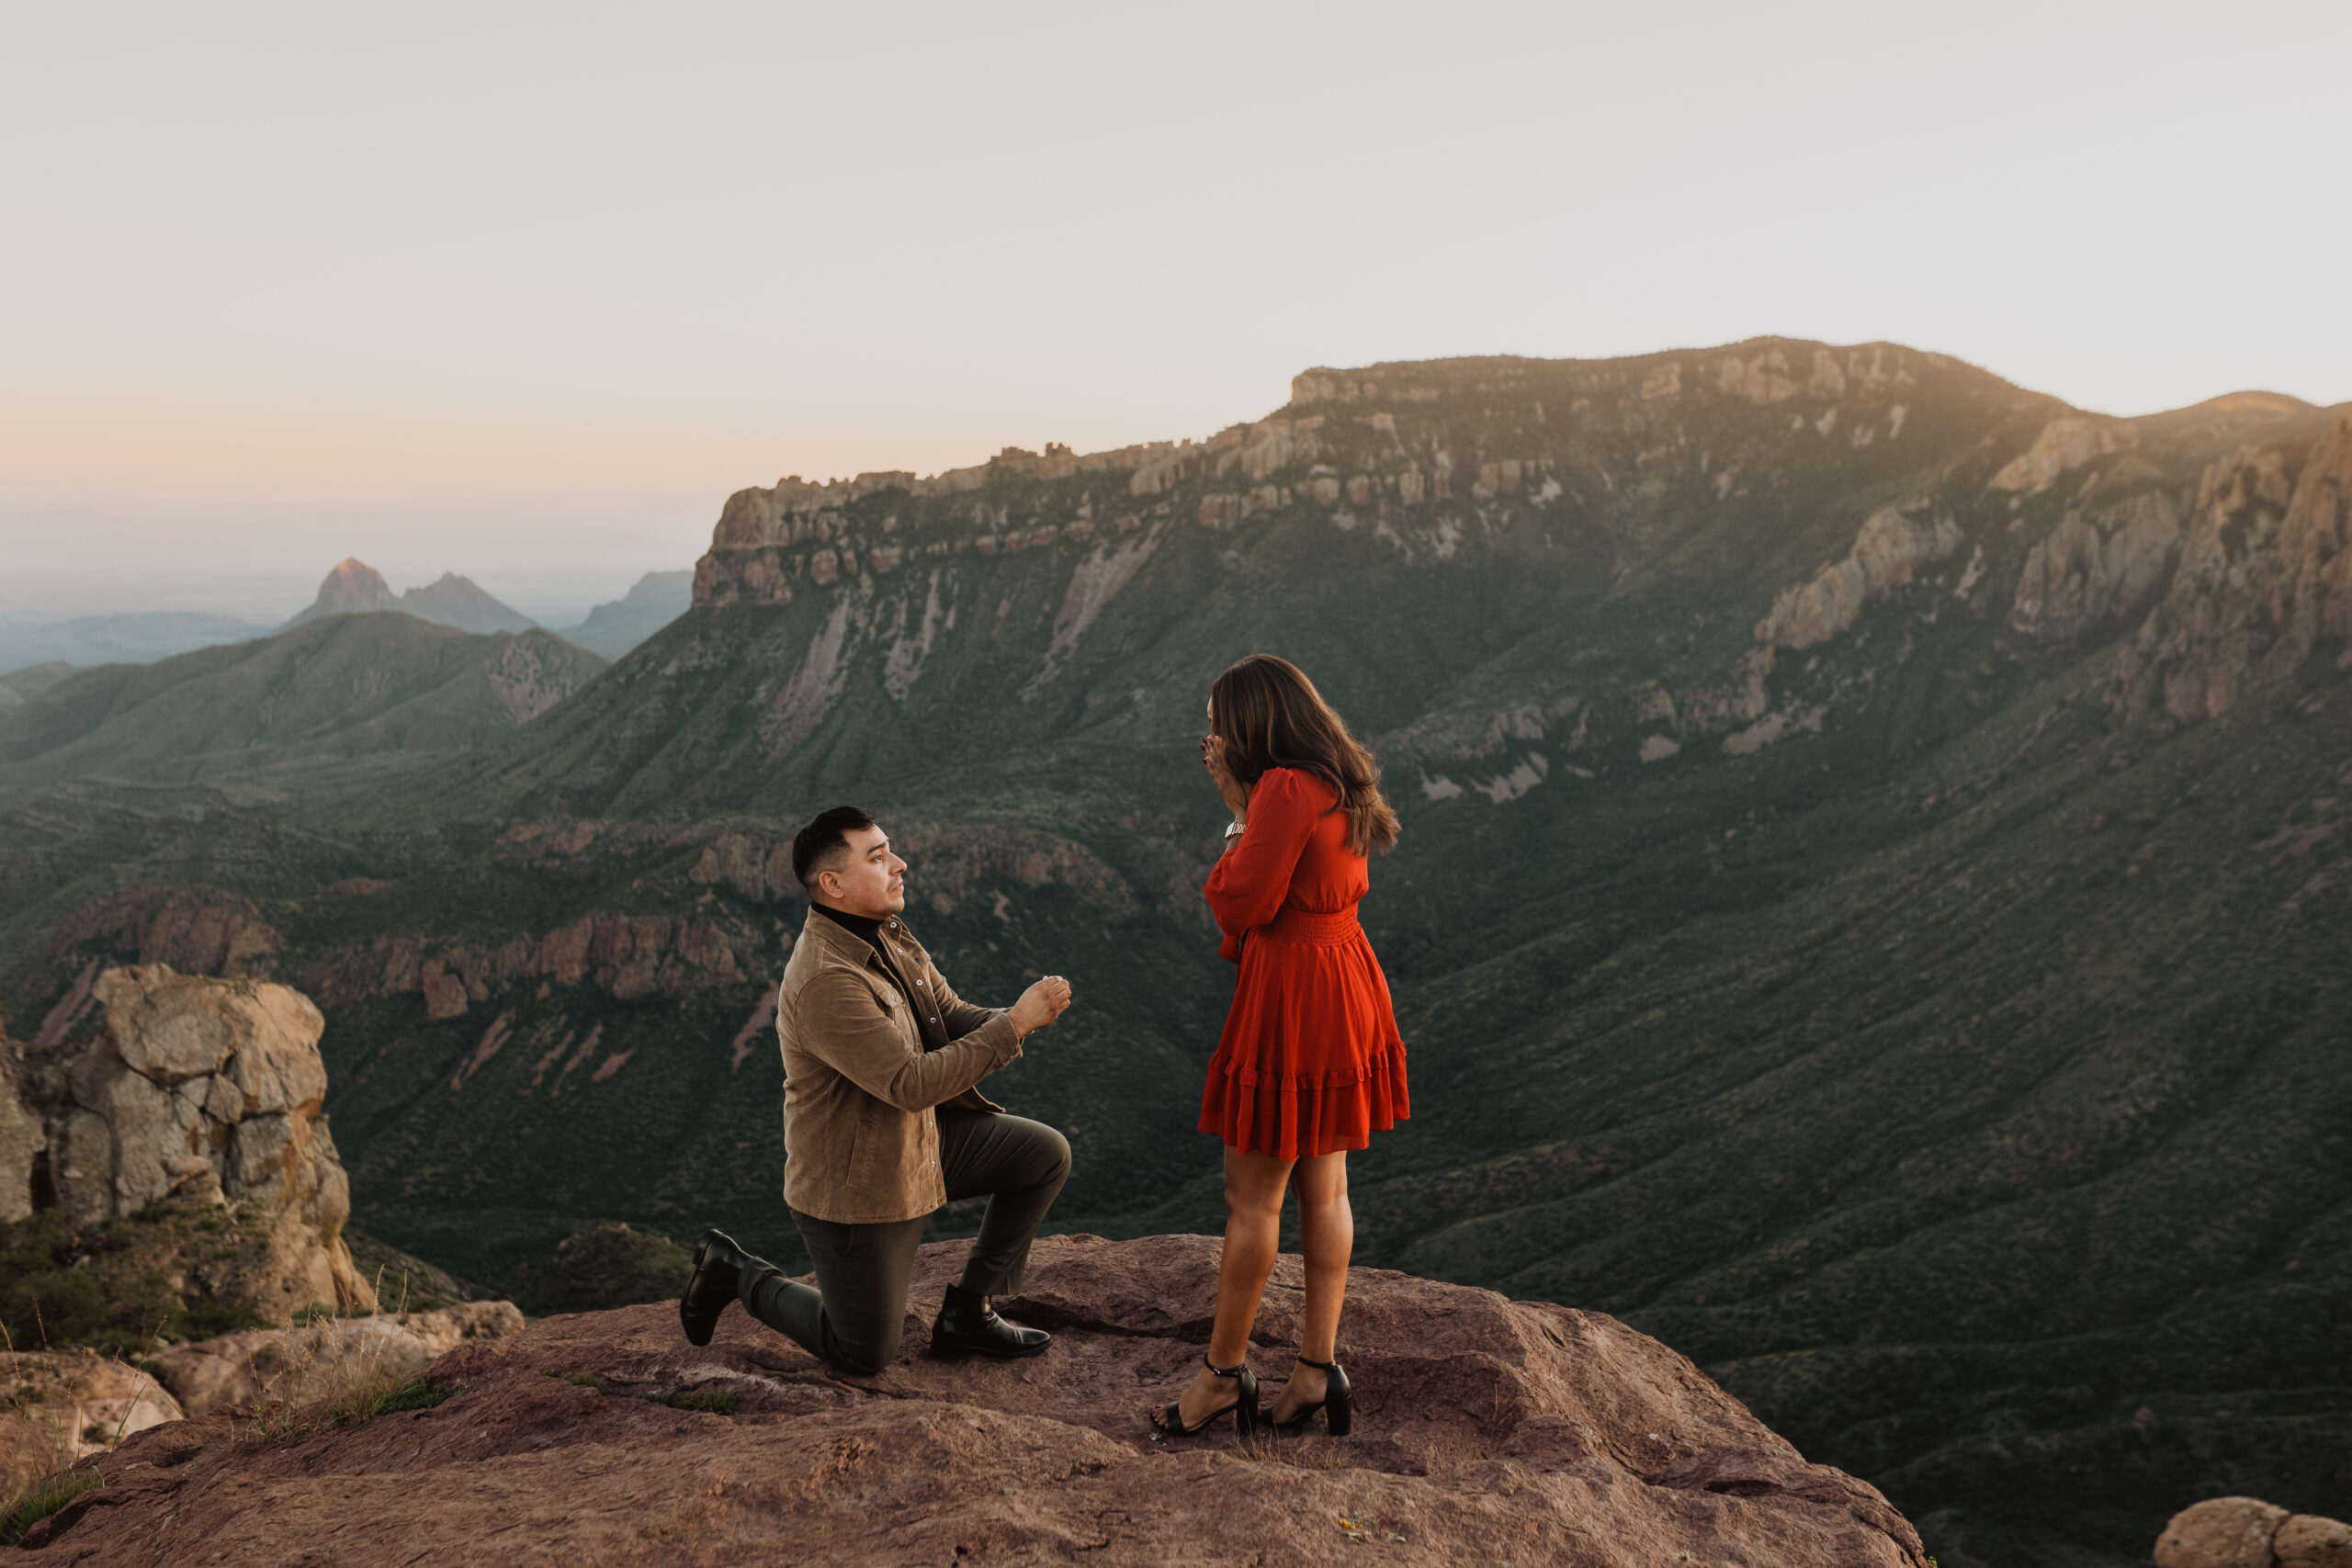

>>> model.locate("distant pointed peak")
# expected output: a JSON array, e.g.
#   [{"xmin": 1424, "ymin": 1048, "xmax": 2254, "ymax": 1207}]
[
  {"xmin": 312, "ymin": 558, "xmax": 395, "ymax": 607},
  {"xmin": 275, "ymin": 556, "xmax": 398, "ymax": 630},
  {"xmin": 395, "ymin": 571, "xmax": 537, "ymax": 634}
]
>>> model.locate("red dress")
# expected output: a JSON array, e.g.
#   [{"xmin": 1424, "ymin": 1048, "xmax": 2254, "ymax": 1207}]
[{"xmin": 1197, "ymin": 767, "xmax": 1409, "ymax": 1157}]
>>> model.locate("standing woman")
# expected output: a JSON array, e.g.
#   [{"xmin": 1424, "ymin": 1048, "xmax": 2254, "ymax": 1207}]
[{"xmin": 1149, "ymin": 654, "xmax": 1408, "ymax": 1439}]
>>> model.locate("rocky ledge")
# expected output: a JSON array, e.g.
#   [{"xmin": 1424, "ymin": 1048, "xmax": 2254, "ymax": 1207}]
[{"xmin": 18, "ymin": 1234, "xmax": 1925, "ymax": 1566}]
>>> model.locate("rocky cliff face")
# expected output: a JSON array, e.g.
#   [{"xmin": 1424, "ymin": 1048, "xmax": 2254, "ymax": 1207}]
[
  {"xmin": 2, "ymin": 964, "xmax": 374, "ymax": 1320},
  {"xmin": 13, "ymin": 1235, "xmax": 1928, "ymax": 1567},
  {"xmin": 2117, "ymin": 413, "xmax": 2352, "ymax": 718},
  {"xmin": 631, "ymin": 344, "xmax": 2342, "ymax": 815}
]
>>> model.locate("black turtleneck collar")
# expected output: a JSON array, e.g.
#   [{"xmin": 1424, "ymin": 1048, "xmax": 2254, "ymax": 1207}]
[{"xmin": 810, "ymin": 900, "xmax": 888, "ymax": 951}]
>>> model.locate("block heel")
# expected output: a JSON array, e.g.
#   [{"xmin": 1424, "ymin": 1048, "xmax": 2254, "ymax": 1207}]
[{"xmin": 1264, "ymin": 1355, "xmax": 1351, "ymax": 1436}]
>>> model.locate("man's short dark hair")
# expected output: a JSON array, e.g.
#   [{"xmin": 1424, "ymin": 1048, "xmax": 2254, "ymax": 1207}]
[{"xmin": 793, "ymin": 806, "xmax": 876, "ymax": 891}]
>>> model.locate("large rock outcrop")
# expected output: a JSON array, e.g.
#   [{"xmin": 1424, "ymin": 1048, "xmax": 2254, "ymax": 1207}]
[
  {"xmin": 1755, "ymin": 504, "xmax": 1963, "ymax": 649},
  {"xmin": 15, "ymin": 1234, "xmax": 1928, "ymax": 1566},
  {"xmin": 2115, "ymin": 412, "xmax": 2352, "ymax": 718},
  {"xmin": 3, "ymin": 964, "xmax": 375, "ymax": 1319},
  {"xmin": 2008, "ymin": 489, "xmax": 2185, "ymax": 643}
]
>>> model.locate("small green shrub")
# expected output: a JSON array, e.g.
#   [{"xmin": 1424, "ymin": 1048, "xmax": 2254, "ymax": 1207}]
[
  {"xmin": 513, "ymin": 1224, "xmax": 693, "ymax": 1316},
  {"xmin": 174, "ymin": 1303, "xmax": 269, "ymax": 1340},
  {"xmin": 566, "ymin": 1373, "xmax": 599, "ymax": 1389},
  {"xmin": 1, "ymin": 1468, "xmax": 103, "ymax": 1546},
  {"xmin": 663, "ymin": 1389, "xmax": 737, "ymax": 1416},
  {"xmin": 334, "ymin": 1377, "xmax": 450, "ymax": 1425},
  {"xmin": 378, "ymin": 1379, "xmax": 451, "ymax": 1416}
]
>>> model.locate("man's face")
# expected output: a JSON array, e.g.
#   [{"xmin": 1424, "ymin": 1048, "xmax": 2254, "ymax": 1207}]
[{"xmin": 820, "ymin": 824, "xmax": 906, "ymax": 918}]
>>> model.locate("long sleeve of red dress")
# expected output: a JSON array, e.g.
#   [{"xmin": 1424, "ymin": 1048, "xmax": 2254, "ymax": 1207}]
[{"xmin": 1204, "ymin": 767, "xmax": 1322, "ymax": 963}]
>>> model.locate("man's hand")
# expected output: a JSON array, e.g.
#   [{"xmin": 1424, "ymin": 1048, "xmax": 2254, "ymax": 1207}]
[{"xmin": 1008, "ymin": 974, "xmax": 1073, "ymax": 1037}]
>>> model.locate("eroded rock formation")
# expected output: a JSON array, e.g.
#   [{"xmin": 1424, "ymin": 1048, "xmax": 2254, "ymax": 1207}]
[
  {"xmin": 3, "ymin": 964, "xmax": 375, "ymax": 1319},
  {"xmin": 2009, "ymin": 490, "xmax": 2185, "ymax": 643},
  {"xmin": 1756, "ymin": 504, "xmax": 1963, "ymax": 649},
  {"xmin": 17, "ymin": 1235, "xmax": 1928, "ymax": 1566},
  {"xmin": 2117, "ymin": 413, "xmax": 2352, "ymax": 718}
]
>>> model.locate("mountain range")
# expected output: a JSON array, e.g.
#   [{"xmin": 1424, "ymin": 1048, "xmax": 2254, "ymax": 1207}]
[
  {"xmin": 558, "ymin": 570, "xmax": 694, "ymax": 660},
  {"xmin": 279, "ymin": 558, "xmax": 538, "ymax": 637},
  {"xmin": 0, "ymin": 616, "xmax": 605, "ymax": 807},
  {"xmin": 0, "ymin": 339, "xmax": 2346, "ymax": 1567},
  {"xmin": 0, "ymin": 560, "xmax": 694, "ymax": 683},
  {"xmin": 0, "ymin": 612, "xmax": 268, "ymax": 677}
]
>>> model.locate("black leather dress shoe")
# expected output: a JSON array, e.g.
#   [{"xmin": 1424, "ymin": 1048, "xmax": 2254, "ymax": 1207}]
[
  {"xmin": 679, "ymin": 1228, "xmax": 748, "ymax": 1347},
  {"xmin": 928, "ymin": 1284, "xmax": 1052, "ymax": 1359}
]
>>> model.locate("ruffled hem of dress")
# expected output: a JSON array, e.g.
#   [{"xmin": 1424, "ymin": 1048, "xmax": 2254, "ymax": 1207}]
[{"xmin": 1197, "ymin": 1039, "xmax": 1409, "ymax": 1158}]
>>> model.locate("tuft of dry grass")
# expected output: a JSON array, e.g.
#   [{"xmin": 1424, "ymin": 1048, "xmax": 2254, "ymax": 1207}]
[{"xmin": 238, "ymin": 1280, "xmax": 457, "ymax": 1439}]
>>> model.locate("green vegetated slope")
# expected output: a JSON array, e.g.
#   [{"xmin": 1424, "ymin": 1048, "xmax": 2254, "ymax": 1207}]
[
  {"xmin": 2, "ymin": 340, "xmax": 2347, "ymax": 1566},
  {"xmin": 0, "ymin": 613, "xmax": 606, "ymax": 807},
  {"xmin": 0, "ymin": 663, "xmax": 76, "ymax": 706}
]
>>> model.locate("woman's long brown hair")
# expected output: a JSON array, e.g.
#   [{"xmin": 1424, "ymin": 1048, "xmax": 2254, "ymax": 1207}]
[{"xmin": 1208, "ymin": 654, "xmax": 1399, "ymax": 855}]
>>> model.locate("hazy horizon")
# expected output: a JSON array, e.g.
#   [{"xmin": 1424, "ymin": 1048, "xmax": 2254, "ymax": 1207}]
[{"xmin": 6, "ymin": 1, "xmax": 2347, "ymax": 617}]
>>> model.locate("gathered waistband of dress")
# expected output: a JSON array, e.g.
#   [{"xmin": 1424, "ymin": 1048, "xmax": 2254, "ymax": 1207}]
[{"xmin": 1256, "ymin": 906, "xmax": 1363, "ymax": 945}]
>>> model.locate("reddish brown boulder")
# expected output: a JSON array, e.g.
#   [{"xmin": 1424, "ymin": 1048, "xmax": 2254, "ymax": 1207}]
[
  {"xmin": 17, "ymin": 1234, "xmax": 1924, "ymax": 1566},
  {"xmin": 2157, "ymin": 1495, "xmax": 2291, "ymax": 1568}
]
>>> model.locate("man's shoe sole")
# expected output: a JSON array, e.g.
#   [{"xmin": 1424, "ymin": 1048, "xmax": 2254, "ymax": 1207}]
[{"xmin": 927, "ymin": 1332, "xmax": 1053, "ymax": 1360}]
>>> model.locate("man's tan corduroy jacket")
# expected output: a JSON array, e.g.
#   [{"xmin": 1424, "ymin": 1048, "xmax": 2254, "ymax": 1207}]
[{"xmin": 775, "ymin": 906, "xmax": 1023, "ymax": 1224}]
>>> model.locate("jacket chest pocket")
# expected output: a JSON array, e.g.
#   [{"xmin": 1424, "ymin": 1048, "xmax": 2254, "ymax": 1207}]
[{"xmin": 868, "ymin": 983, "xmax": 918, "ymax": 1041}]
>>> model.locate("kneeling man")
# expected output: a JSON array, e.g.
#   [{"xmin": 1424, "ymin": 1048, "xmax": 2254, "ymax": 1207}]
[{"xmin": 679, "ymin": 807, "xmax": 1074, "ymax": 1372}]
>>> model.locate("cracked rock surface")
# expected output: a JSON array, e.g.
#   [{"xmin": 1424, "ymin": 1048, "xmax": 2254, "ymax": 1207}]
[{"xmin": 20, "ymin": 1233, "xmax": 1924, "ymax": 1566}]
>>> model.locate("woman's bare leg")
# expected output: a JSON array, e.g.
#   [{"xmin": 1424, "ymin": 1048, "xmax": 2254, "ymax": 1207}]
[
  {"xmin": 1162, "ymin": 1146, "xmax": 1293, "ymax": 1428},
  {"xmin": 1269, "ymin": 1149, "xmax": 1351, "ymax": 1422}
]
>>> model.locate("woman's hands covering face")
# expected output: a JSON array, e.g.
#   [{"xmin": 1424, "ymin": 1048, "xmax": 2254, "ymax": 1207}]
[{"xmin": 1200, "ymin": 733, "xmax": 1250, "ymax": 818}]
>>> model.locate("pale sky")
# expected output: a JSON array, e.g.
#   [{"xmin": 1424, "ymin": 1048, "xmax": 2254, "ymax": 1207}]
[{"xmin": 3, "ymin": 0, "xmax": 2346, "ymax": 616}]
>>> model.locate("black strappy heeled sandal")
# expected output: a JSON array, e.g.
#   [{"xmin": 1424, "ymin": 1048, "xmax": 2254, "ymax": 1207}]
[
  {"xmin": 1151, "ymin": 1356, "xmax": 1259, "ymax": 1438},
  {"xmin": 1263, "ymin": 1356, "xmax": 1352, "ymax": 1437}
]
